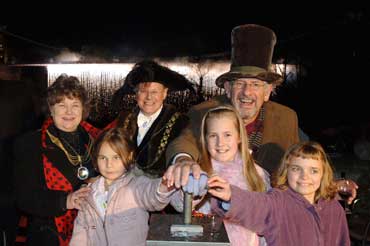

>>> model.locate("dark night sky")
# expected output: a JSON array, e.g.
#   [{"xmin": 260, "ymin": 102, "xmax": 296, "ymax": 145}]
[
  {"xmin": 4, "ymin": 6, "xmax": 369, "ymax": 59},
  {"xmin": 2, "ymin": 6, "xmax": 370, "ymax": 138}
]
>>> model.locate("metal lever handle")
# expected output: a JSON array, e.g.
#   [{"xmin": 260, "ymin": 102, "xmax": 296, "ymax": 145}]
[{"xmin": 184, "ymin": 192, "xmax": 192, "ymax": 224}]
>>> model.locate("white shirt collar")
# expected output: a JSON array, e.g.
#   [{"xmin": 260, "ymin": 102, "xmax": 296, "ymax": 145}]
[
  {"xmin": 137, "ymin": 105, "xmax": 163, "ymax": 127},
  {"xmin": 136, "ymin": 105, "xmax": 163, "ymax": 146}
]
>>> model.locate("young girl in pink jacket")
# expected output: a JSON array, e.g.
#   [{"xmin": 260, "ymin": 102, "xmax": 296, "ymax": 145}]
[
  {"xmin": 169, "ymin": 106, "xmax": 270, "ymax": 246},
  {"xmin": 70, "ymin": 128, "xmax": 175, "ymax": 246}
]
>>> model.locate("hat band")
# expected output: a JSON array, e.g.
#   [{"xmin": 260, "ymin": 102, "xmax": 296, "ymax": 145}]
[{"xmin": 229, "ymin": 66, "xmax": 267, "ymax": 74}]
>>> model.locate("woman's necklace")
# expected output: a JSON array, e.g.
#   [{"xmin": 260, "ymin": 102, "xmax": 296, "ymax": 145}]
[{"xmin": 46, "ymin": 130, "xmax": 92, "ymax": 180}]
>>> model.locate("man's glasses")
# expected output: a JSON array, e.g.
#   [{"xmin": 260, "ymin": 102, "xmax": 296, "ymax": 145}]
[
  {"xmin": 137, "ymin": 89, "xmax": 162, "ymax": 97},
  {"xmin": 232, "ymin": 80, "xmax": 266, "ymax": 91}
]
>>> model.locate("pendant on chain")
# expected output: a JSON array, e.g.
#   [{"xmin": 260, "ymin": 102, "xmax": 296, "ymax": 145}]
[{"xmin": 77, "ymin": 165, "xmax": 89, "ymax": 180}]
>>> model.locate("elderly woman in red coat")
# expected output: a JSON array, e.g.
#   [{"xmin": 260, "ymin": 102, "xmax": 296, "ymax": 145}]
[{"xmin": 14, "ymin": 74, "xmax": 100, "ymax": 246}]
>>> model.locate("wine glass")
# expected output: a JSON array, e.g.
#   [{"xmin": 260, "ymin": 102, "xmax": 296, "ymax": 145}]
[{"xmin": 337, "ymin": 179, "xmax": 352, "ymax": 214}]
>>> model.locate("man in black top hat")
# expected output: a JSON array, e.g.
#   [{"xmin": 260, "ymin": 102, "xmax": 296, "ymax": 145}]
[
  {"xmin": 165, "ymin": 24, "xmax": 358, "ymax": 204},
  {"xmin": 166, "ymin": 24, "xmax": 299, "ymax": 175},
  {"xmin": 106, "ymin": 60, "xmax": 189, "ymax": 178}
]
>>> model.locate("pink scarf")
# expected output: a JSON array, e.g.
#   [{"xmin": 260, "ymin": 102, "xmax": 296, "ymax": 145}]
[{"xmin": 212, "ymin": 152, "xmax": 268, "ymax": 246}]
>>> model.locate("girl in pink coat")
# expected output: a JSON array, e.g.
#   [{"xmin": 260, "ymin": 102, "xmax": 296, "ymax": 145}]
[
  {"xmin": 70, "ymin": 128, "xmax": 175, "ymax": 246},
  {"xmin": 169, "ymin": 106, "xmax": 270, "ymax": 246}
]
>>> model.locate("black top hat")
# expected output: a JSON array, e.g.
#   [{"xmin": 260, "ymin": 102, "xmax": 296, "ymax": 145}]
[
  {"xmin": 216, "ymin": 24, "xmax": 283, "ymax": 88},
  {"xmin": 125, "ymin": 60, "xmax": 194, "ymax": 91}
]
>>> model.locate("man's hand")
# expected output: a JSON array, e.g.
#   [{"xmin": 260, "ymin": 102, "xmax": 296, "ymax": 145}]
[{"xmin": 163, "ymin": 156, "xmax": 202, "ymax": 189}]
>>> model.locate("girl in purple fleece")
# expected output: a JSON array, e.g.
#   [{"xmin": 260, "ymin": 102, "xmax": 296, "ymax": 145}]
[{"xmin": 208, "ymin": 141, "xmax": 350, "ymax": 246}]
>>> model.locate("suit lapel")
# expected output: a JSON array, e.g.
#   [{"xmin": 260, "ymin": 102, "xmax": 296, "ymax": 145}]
[{"xmin": 136, "ymin": 107, "xmax": 166, "ymax": 153}]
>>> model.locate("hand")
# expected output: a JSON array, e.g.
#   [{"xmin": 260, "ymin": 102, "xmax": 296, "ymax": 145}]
[
  {"xmin": 66, "ymin": 186, "xmax": 91, "ymax": 210},
  {"xmin": 207, "ymin": 176, "xmax": 231, "ymax": 202},
  {"xmin": 160, "ymin": 176, "xmax": 176, "ymax": 193},
  {"xmin": 336, "ymin": 179, "xmax": 358, "ymax": 204},
  {"xmin": 183, "ymin": 173, "xmax": 208, "ymax": 197},
  {"xmin": 163, "ymin": 157, "xmax": 202, "ymax": 189}
]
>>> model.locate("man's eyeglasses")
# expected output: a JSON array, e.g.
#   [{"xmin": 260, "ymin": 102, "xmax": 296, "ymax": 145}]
[
  {"xmin": 137, "ymin": 89, "xmax": 162, "ymax": 97},
  {"xmin": 232, "ymin": 80, "xmax": 266, "ymax": 91}
]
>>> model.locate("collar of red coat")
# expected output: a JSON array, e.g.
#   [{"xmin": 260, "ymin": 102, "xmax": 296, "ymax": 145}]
[{"xmin": 41, "ymin": 117, "xmax": 100, "ymax": 148}]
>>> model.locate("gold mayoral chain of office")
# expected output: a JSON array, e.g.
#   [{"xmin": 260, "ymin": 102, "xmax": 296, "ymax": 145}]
[{"xmin": 46, "ymin": 130, "xmax": 93, "ymax": 167}]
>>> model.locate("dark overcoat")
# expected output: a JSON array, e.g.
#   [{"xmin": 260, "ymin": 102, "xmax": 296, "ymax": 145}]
[
  {"xmin": 14, "ymin": 119, "xmax": 99, "ymax": 246},
  {"xmin": 108, "ymin": 104, "xmax": 189, "ymax": 178}
]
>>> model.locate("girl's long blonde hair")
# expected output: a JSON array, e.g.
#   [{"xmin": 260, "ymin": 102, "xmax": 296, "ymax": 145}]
[
  {"xmin": 272, "ymin": 141, "xmax": 337, "ymax": 201},
  {"xmin": 199, "ymin": 106, "xmax": 265, "ymax": 192}
]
